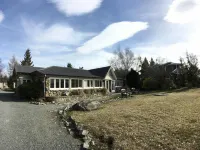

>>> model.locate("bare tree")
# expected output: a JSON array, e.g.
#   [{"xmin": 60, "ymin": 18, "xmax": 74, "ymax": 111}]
[
  {"xmin": 110, "ymin": 48, "xmax": 139, "ymax": 72},
  {"xmin": 8, "ymin": 55, "xmax": 19, "ymax": 76},
  {"xmin": 0, "ymin": 58, "xmax": 4, "ymax": 75}
]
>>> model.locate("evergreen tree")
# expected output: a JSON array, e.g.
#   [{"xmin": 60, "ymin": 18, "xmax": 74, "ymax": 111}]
[
  {"xmin": 126, "ymin": 69, "xmax": 140, "ymax": 89},
  {"xmin": 140, "ymin": 57, "xmax": 149, "ymax": 78},
  {"xmin": 150, "ymin": 58, "xmax": 155, "ymax": 66},
  {"xmin": 21, "ymin": 49, "xmax": 34, "ymax": 66},
  {"xmin": 67, "ymin": 63, "xmax": 73, "ymax": 68}
]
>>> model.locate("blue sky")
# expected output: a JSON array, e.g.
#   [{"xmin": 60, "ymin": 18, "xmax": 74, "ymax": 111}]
[{"xmin": 0, "ymin": 0, "xmax": 200, "ymax": 71}]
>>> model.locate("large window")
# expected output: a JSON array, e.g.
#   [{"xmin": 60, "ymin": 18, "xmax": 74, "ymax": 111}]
[
  {"xmin": 65, "ymin": 79, "xmax": 69, "ymax": 88},
  {"xmin": 56, "ymin": 79, "xmax": 59, "ymax": 88},
  {"xmin": 61, "ymin": 79, "xmax": 64, "ymax": 88},
  {"xmin": 50, "ymin": 78, "xmax": 69, "ymax": 89},
  {"xmin": 50, "ymin": 79, "xmax": 54, "ymax": 88},
  {"xmin": 86, "ymin": 80, "xmax": 93, "ymax": 87},
  {"xmin": 95, "ymin": 80, "xmax": 102, "ymax": 87},
  {"xmin": 71, "ymin": 79, "xmax": 82, "ymax": 88}
]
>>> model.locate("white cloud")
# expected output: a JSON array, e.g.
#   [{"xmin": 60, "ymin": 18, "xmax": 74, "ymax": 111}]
[
  {"xmin": 0, "ymin": 10, "xmax": 4, "ymax": 23},
  {"xmin": 164, "ymin": 0, "xmax": 200, "ymax": 24},
  {"xmin": 49, "ymin": 0, "xmax": 103, "ymax": 16},
  {"xmin": 21, "ymin": 18, "xmax": 95, "ymax": 46},
  {"xmin": 77, "ymin": 21, "xmax": 149, "ymax": 53},
  {"xmin": 33, "ymin": 50, "xmax": 114, "ymax": 69}
]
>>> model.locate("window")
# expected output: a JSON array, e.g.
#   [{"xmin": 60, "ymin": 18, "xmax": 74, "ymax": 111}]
[
  {"xmin": 50, "ymin": 78, "xmax": 69, "ymax": 89},
  {"xmin": 79, "ymin": 80, "xmax": 82, "ymax": 87},
  {"xmin": 72, "ymin": 79, "xmax": 78, "ymax": 88},
  {"xmin": 91, "ymin": 80, "xmax": 93, "ymax": 87},
  {"xmin": 72, "ymin": 79, "xmax": 82, "ymax": 88},
  {"xmin": 56, "ymin": 79, "xmax": 59, "ymax": 88},
  {"xmin": 95, "ymin": 80, "xmax": 102, "ymax": 87},
  {"xmin": 50, "ymin": 79, "xmax": 54, "ymax": 88},
  {"xmin": 87, "ymin": 80, "xmax": 90, "ymax": 87},
  {"xmin": 65, "ymin": 79, "xmax": 69, "ymax": 88},
  {"xmin": 23, "ymin": 80, "xmax": 26, "ymax": 83},
  {"xmin": 61, "ymin": 79, "xmax": 64, "ymax": 88},
  {"xmin": 27, "ymin": 80, "xmax": 31, "ymax": 83}
]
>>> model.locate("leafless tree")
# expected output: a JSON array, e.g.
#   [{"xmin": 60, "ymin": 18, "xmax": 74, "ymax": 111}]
[
  {"xmin": 8, "ymin": 55, "xmax": 19, "ymax": 76},
  {"xmin": 110, "ymin": 48, "xmax": 140, "ymax": 72}
]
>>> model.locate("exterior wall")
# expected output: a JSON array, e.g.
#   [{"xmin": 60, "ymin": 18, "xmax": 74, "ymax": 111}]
[
  {"xmin": 16, "ymin": 74, "xmax": 32, "ymax": 87},
  {"xmin": 45, "ymin": 77, "xmax": 108, "ymax": 97}
]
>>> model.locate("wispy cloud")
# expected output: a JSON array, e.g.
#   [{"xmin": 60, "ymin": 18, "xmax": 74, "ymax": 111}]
[
  {"xmin": 21, "ymin": 18, "xmax": 95, "ymax": 46},
  {"xmin": 164, "ymin": 0, "xmax": 200, "ymax": 24},
  {"xmin": 48, "ymin": 0, "xmax": 103, "ymax": 16},
  {"xmin": 0, "ymin": 10, "xmax": 4, "ymax": 23},
  {"xmin": 77, "ymin": 21, "xmax": 149, "ymax": 53}
]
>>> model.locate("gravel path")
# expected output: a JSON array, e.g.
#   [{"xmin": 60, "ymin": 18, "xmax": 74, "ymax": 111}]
[{"xmin": 0, "ymin": 90, "xmax": 81, "ymax": 150}]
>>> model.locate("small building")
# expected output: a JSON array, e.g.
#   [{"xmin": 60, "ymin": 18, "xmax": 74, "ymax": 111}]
[{"xmin": 13, "ymin": 65, "xmax": 117, "ymax": 97}]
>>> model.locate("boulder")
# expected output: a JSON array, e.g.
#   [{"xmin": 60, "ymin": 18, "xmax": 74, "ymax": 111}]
[{"xmin": 72, "ymin": 101, "xmax": 101, "ymax": 111}]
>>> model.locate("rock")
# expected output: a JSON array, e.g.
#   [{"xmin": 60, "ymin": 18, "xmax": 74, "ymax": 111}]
[
  {"xmin": 39, "ymin": 102, "xmax": 46, "ymax": 105},
  {"xmin": 65, "ymin": 121, "xmax": 70, "ymax": 127},
  {"xmin": 81, "ymin": 130, "xmax": 89, "ymax": 136},
  {"xmin": 72, "ymin": 101, "xmax": 101, "ymax": 111},
  {"xmin": 91, "ymin": 140, "xmax": 95, "ymax": 146},
  {"xmin": 64, "ymin": 103, "xmax": 73, "ymax": 111},
  {"xmin": 83, "ymin": 142, "xmax": 90, "ymax": 149},
  {"xmin": 58, "ymin": 110, "xmax": 63, "ymax": 115},
  {"xmin": 52, "ymin": 101, "xmax": 55, "ymax": 104}
]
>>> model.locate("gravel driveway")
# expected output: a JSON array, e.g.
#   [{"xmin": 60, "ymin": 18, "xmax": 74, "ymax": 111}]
[{"xmin": 0, "ymin": 90, "xmax": 81, "ymax": 150}]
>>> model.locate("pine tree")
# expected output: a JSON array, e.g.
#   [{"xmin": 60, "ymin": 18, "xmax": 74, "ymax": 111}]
[
  {"xmin": 140, "ymin": 57, "xmax": 150, "ymax": 79},
  {"xmin": 150, "ymin": 58, "xmax": 155, "ymax": 66},
  {"xmin": 67, "ymin": 63, "xmax": 73, "ymax": 68},
  {"xmin": 21, "ymin": 49, "xmax": 34, "ymax": 66}
]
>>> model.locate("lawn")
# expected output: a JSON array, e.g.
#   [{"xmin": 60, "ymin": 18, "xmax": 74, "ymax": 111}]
[{"xmin": 72, "ymin": 89, "xmax": 200, "ymax": 150}]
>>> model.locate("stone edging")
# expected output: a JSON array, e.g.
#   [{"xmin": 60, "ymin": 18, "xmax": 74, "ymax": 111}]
[{"xmin": 58, "ymin": 103, "xmax": 95, "ymax": 149}]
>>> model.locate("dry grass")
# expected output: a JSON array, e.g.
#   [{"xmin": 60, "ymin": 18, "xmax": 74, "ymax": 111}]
[{"xmin": 72, "ymin": 89, "xmax": 200, "ymax": 150}]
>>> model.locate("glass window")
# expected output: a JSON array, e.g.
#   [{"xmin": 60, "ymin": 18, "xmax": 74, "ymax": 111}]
[
  {"xmin": 72, "ymin": 79, "xmax": 78, "ymax": 88},
  {"xmin": 87, "ymin": 80, "xmax": 90, "ymax": 87},
  {"xmin": 56, "ymin": 79, "xmax": 59, "ymax": 88},
  {"xmin": 61, "ymin": 79, "xmax": 64, "ymax": 88},
  {"xmin": 23, "ymin": 80, "xmax": 26, "ymax": 83},
  {"xmin": 91, "ymin": 80, "xmax": 93, "ymax": 87},
  {"xmin": 79, "ymin": 80, "xmax": 82, "ymax": 87},
  {"xmin": 65, "ymin": 79, "xmax": 69, "ymax": 88},
  {"xmin": 50, "ymin": 79, "xmax": 54, "ymax": 88},
  {"xmin": 27, "ymin": 80, "xmax": 31, "ymax": 83}
]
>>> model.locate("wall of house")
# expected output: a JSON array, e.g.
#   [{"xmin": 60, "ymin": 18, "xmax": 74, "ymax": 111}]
[
  {"xmin": 16, "ymin": 74, "xmax": 32, "ymax": 87},
  {"xmin": 45, "ymin": 77, "xmax": 113, "ymax": 97}
]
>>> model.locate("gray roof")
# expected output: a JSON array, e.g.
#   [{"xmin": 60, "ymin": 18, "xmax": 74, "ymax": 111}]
[
  {"xmin": 35, "ymin": 66, "xmax": 100, "ymax": 78},
  {"xmin": 89, "ymin": 66, "xmax": 111, "ymax": 78},
  {"xmin": 14, "ymin": 65, "xmax": 43, "ymax": 74}
]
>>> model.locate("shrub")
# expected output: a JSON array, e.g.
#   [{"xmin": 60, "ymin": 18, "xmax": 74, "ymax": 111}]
[
  {"xmin": 101, "ymin": 88, "xmax": 107, "ymax": 96},
  {"xmin": 69, "ymin": 90, "xmax": 79, "ymax": 96},
  {"xmin": 142, "ymin": 77, "xmax": 159, "ymax": 90},
  {"xmin": 18, "ymin": 81, "xmax": 43, "ymax": 99},
  {"xmin": 84, "ymin": 89, "xmax": 91, "ymax": 95}
]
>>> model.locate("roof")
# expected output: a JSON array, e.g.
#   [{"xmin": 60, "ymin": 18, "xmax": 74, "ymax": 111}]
[
  {"xmin": 14, "ymin": 65, "xmax": 43, "ymax": 74},
  {"xmin": 89, "ymin": 66, "xmax": 111, "ymax": 78},
  {"xmin": 36, "ymin": 66, "xmax": 100, "ymax": 78}
]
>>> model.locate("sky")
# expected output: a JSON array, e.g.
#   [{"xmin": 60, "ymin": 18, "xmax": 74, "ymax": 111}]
[{"xmin": 0, "ymin": 0, "xmax": 200, "ymax": 71}]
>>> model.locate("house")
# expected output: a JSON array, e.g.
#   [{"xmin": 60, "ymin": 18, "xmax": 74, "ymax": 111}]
[
  {"xmin": 13, "ymin": 65, "xmax": 117, "ymax": 97},
  {"xmin": 162, "ymin": 62, "xmax": 181, "ymax": 75}
]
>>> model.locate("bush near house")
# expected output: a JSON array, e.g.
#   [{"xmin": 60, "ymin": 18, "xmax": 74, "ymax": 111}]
[
  {"xmin": 18, "ymin": 81, "xmax": 43, "ymax": 99},
  {"xmin": 142, "ymin": 77, "xmax": 159, "ymax": 90}
]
